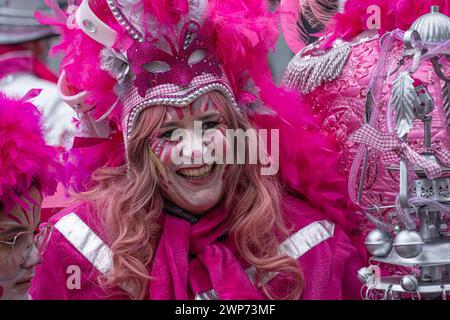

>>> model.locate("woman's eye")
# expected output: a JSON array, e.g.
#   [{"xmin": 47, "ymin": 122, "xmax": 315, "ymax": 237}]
[
  {"xmin": 202, "ymin": 121, "xmax": 218, "ymax": 130},
  {"xmin": 160, "ymin": 129, "xmax": 176, "ymax": 139}
]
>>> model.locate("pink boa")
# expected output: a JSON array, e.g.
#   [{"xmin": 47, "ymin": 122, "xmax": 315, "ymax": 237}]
[
  {"xmin": 0, "ymin": 92, "xmax": 64, "ymax": 212},
  {"xmin": 143, "ymin": 0, "xmax": 189, "ymax": 25}
]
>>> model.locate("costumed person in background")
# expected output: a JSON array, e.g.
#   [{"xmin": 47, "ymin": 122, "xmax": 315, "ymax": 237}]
[
  {"xmin": 282, "ymin": 0, "xmax": 450, "ymax": 236},
  {"xmin": 0, "ymin": 0, "xmax": 77, "ymax": 148},
  {"xmin": 30, "ymin": 0, "xmax": 362, "ymax": 300},
  {"xmin": 0, "ymin": 93, "xmax": 63, "ymax": 300}
]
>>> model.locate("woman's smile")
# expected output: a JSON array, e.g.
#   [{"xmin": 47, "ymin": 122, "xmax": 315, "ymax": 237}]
[{"xmin": 176, "ymin": 164, "xmax": 215, "ymax": 180}]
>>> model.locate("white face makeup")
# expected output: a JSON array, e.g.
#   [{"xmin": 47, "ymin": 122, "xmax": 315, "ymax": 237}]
[
  {"xmin": 0, "ymin": 186, "xmax": 42, "ymax": 300},
  {"xmin": 148, "ymin": 94, "xmax": 230, "ymax": 215}
]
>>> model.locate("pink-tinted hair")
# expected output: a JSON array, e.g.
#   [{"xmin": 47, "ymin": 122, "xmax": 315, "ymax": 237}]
[{"xmin": 78, "ymin": 91, "xmax": 303, "ymax": 300}]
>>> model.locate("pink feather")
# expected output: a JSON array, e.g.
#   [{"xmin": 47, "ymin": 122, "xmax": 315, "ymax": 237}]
[
  {"xmin": 0, "ymin": 94, "xmax": 64, "ymax": 213},
  {"xmin": 143, "ymin": 0, "xmax": 189, "ymax": 25}
]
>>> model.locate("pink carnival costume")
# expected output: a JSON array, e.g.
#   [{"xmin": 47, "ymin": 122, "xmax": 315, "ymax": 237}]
[
  {"xmin": 31, "ymin": 0, "xmax": 362, "ymax": 300},
  {"xmin": 282, "ymin": 0, "xmax": 450, "ymax": 235}
]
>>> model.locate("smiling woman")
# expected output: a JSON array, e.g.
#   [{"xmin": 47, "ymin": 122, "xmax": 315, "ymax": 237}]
[
  {"xmin": 0, "ymin": 93, "xmax": 62, "ymax": 300},
  {"xmin": 30, "ymin": 0, "xmax": 363, "ymax": 300}
]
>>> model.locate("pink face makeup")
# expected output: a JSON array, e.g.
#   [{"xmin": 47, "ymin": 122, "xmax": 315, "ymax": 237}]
[
  {"xmin": 148, "ymin": 94, "xmax": 230, "ymax": 214},
  {"xmin": 0, "ymin": 186, "xmax": 42, "ymax": 300}
]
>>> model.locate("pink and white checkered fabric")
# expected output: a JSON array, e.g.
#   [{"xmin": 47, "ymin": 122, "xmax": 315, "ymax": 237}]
[
  {"xmin": 120, "ymin": 70, "xmax": 236, "ymax": 146},
  {"xmin": 121, "ymin": 72, "xmax": 232, "ymax": 117},
  {"xmin": 349, "ymin": 124, "xmax": 442, "ymax": 179}
]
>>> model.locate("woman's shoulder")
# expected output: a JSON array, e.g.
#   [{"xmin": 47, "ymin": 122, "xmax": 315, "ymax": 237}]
[
  {"xmin": 31, "ymin": 201, "xmax": 118, "ymax": 299},
  {"xmin": 47, "ymin": 201, "xmax": 105, "ymax": 239},
  {"xmin": 279, "ymin": 194, "xmax": 363, "ymax": 299},
  {"xmin": 281, "ymin": 193, "xmax": 333, "ymax": 230},
  {"xmin": 280, "ymin": 193, "xmax": 360, "ymax": 255}
]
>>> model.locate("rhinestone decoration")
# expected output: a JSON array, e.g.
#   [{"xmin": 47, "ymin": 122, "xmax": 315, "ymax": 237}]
[
  {"xmin": 107, "ymin": 0, "xmax": 144, "ymax": 42},
  {"xmin": 82, "ymin": 19, "xmax": 97, "ymax": 33},
  {"xmin": 283, "ymin": 43, "xmax": 352, "ymax": 94},
  {"xmin": 127, "ymin": 20, "xmax": 223, "ymax": 97}
]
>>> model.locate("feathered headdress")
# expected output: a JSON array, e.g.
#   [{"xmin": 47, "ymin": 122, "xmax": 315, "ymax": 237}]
[
  {"xmin": 37, "ymin": 0, "xmax": 279, "ymax": 139},
  {"xmin": 0, "ymin": 92, "xmax": 64, "ymax": 213},
  {"xmin": 36, "ymin": 0, "xmax": 281, "ymax": 187}
]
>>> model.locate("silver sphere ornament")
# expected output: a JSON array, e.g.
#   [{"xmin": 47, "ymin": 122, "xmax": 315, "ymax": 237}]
[
  {"xmin": 357, "ymin": 267, "xmax": 373, "ymax": 284},
  {"xmin": 364, "ymin": 229, "xmax": 393, "ymax": 257},
  {"xmin": 410, "ymin": 6, "xmax": 450, "ymax": 43},
  {"xmin": 400, "ymin": 275, "xmax": 419, "ymax": 292},
  {"xmin": 393, "ymin": 230, "xmax": 424, "ymax": 258}
]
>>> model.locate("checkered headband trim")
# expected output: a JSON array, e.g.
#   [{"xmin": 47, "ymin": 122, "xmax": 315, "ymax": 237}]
[{"xmin": 121, "ymin": 71, "xmax": 237, "ymax": 143}]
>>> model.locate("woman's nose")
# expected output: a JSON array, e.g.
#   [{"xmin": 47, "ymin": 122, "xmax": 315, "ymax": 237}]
[
  {"xmin": 21, "ymin": 244, "xmax": 41, "ymax": 270},
  {"xmin": 181, "ymin": 131, "xmax": 207, "ymax": 161},
  {"xmin": 191, "ymin": 149, "xmax": 202, "ymax": 158}
]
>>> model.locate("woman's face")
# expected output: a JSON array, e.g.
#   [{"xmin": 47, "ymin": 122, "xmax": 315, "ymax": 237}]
[
  {"xmin": 148, "ymin": 94, "xmax": 230, "ymax": 214},
  {"xmin": 0, "ymin": 187, "xmax": 42, "ymax": 300}
]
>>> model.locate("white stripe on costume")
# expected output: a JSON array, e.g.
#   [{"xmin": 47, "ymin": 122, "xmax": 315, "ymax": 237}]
[
  {"xmin": 55, "ymin": 212, "xmax": 112, "ymax": 274},
  {"xmin": 55, "ymin": 212, "xmax": 136, "ymax": 295},
  {"xmin": 195, "ymin": 220, "xmax": 335, "ymax": 300}
]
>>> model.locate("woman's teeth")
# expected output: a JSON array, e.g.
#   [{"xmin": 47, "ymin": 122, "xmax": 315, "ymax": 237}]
[{"xmin": 178, "ymin": 165, "xmax": 214, "ymax": 179}]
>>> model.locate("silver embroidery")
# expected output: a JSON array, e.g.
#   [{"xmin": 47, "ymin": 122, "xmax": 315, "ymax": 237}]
[
  {"xmin": 283, "ymin": 32, "xmax": 379, "ymax": 94},
  {"xmin": 283, "ymin": 43, "xmax": 352, "ymax": 94}
]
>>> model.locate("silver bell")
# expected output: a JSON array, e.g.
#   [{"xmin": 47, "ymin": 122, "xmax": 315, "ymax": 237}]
[
  {"xmin": 400, "ymin": 275, "xmax": 419, "ymax": 292},
  {"xmin": 393, "ymin": 230, "xmax": 424, "ymax": 258},
  {"xmin": 364, "ymin": 229, "xmax": 393, "ymax": 257}
]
